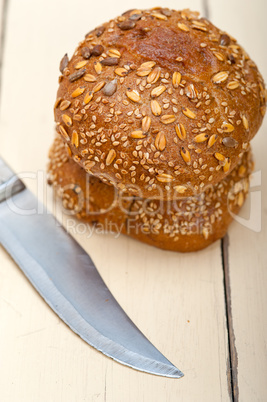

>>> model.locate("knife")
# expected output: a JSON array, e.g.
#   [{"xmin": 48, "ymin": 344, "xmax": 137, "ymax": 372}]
[{"xmin": 0, "ymin": 156, "xmax": 183, "ymax": 379}]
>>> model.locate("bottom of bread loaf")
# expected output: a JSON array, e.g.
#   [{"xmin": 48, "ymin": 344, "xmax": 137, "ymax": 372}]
[{"xmin": 47, "ymin": 135, "xmax": 253, "ymax": 252}]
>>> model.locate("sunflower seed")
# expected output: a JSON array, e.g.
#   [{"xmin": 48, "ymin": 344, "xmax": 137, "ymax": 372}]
[
  {"xmin": 69, "ymin": 69, "xmax": 86, "ymax": 82},
  {"xmin": 175, "ymin": 123, "xmax": 186, "ymax": 140},
  {"xmin": 220, "ymin": 34, "xmax": 230, "ymax": 46},
  {"xmin": 151, "ymin": 85, "xmax": 166, "ymax": 98},
  {"xmin": 129, "ymin": 13, "xmax": 142, "ymax": 21},
  {"xmin": 103, "ymin": 79, "xmax": 117, "ymax": 96},
  {"xmin": 106, "ymin": 149, "xmax": 116, "ymax": 165},
  {"xmin": 81, "ymin": 47, "xmax": 91, "ymax": 59},
  {"xmin": 222, "ymin": 137, "xmax": 238, "ymax": 148},
  {"xmin": 151, "ymin": 100, "xmax": 162, "ymax": 116},
  {"xmin": 212, "ymin": 71, "xmax": 229, "ymax": 84},
  {"xmin": 160, "ymin": 8, "xmax": 172, "ymax": 16},
  {"xmin": 118, "ymin": 20, "xmax": 136, "ymax": 30},
  {"xmin": 59, "ymin": 53, "xmax": 69, "ymax": 73},
  {"xmin": 156, "ymin": 173, "xmax": 174, "ymax": 183},
  {"xmin": 95, "ymin": 26, "xmax": 105, "ymax": 37},
  {"xmin": 101, "ymin": 57, "xmax": 119, "ymax": 66},
  {"xmin": 91, "ymin": 45, "xmax": 104, "ymax": 56}
]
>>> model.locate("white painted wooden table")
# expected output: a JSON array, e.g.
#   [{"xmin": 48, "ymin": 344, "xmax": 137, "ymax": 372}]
[{"xmin": 0, "ymin": 1, "xmax": 266, "ymax": 401}]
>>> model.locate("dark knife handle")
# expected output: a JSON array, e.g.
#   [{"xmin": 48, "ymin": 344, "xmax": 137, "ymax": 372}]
[{"xmin": 0, "ymin": 157, "xmax": 25, "ymax": 203}]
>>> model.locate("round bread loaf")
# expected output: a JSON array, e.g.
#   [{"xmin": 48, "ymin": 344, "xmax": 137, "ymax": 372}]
[
  {"xmin": 48, "ymin": 135, "xmax": 253, "ymax": 252},
  {"xmin": 54, "ymin": 7, "xmax": 265, "ymax": 200}
]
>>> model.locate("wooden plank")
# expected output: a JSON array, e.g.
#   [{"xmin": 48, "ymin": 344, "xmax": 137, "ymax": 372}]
[
  {"xmin": 210, "ymin": 1, "xmax": 267, "ymax": 401},
  {"xmin": 0, "ymin": 1, "xmax": 231, "ymax": 401}
]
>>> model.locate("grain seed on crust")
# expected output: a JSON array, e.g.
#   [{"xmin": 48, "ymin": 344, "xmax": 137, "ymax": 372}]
[
  {"xmin": 83, "ymin": 91, "xmax": 94, "ymax": 105},
  {"xmin": 181, "ymin": 147, "xmax": 191, "ymax": 164},
  {"xmin": 175, "ymin": 123, "xmax": 186, "ymax": 140},
  {"xmin": 142, "ymin": 116, "xmax": 151, "ymax": 133},
  {"xmin": 174, "ymin": 185, "xmax": 187, "ymax": 194},
  {"xmin": 59, "ymin": 100, "xmax": 71, "ymax": 111},
  {"xmin": 172, "ymin": 72, "xmax": 181, "ymax": 88},
  {"xmin": 71, "ymin": 130, "xmax": 79, "ymax": 147},
  {"xmin": 71, "ymin": 86, "xmax": 86, "ymax": 98},
  {"xmin": 147, "ymin": 67, "xmax": 161, "ymax": 84},
  {"xmin": 182, "ymin": 107, "xmax": 196, "ymax": 119},
  {"xmin": 160, "ymin": 115, "xmax": 176, "ymax": 124},
  {"xmin": 212, "ymin": 71, "xmax": 229, "ymax": 84},
  {"xmin": 84, "ymin": 73, "xmax": 97, "ymax": 82},
  {"xmin": 151, "ymin": 85, "xmax": 166, "ymax": 98},
  {"xmin": 156, "ymin": 173, "xmax": 174, "ymax": 182},
  {"xmin": 151, "ymin": 99, "xmax": 162, "ymax": 116},
  {"xmin": 126, "ymin": 90, "xmax": 141, "ymax": 102},
  {"xmin": 131, "ymin": 130, "xmax": 146, "ymax": 138},
  {"xmin": 106, "ymin": 149, "xmax": 116, "ymax": 165},
  {"xmin": 155, "ymin": 132, "xmax": 166, "ymax": 151},
  {"xmin": 62, "ymin": 114, "xmax": 72, "ymax": 127}
]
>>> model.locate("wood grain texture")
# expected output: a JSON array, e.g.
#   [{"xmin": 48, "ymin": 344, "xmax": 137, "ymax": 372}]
[
  {"xmin": 211, "ymin": 1, "xmax": 267, "ymax": 400},
  {"xmin": 1, "ymin": 0, "xmax": 265, "ymax": 401}
]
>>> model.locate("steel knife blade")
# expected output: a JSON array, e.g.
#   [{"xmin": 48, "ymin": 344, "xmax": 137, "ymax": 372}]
[{"xmin": 0, "ymin": 156, "xmax": 183, "ymax": 378}]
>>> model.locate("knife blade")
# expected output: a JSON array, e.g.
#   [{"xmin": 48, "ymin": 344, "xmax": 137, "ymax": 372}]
[{"xmin": 0, "ymin": 157, "xmax": 183, "ymax": 378}]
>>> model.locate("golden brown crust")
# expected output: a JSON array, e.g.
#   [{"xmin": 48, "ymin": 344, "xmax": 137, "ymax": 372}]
[
  {"xmin": 48, "ymin": 135, "xmax": 253, "ymax": 252},
  {"xmin": 54, "ymin": 7, "xmax": 265, "ymax": 200}
]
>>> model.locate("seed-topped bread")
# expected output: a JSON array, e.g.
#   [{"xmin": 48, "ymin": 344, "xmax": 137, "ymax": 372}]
[
  {"xmin": 54, "ymin": 7, "xmax": 266, "ymax": 200},
  {"xmin": 48, "ymin": 134, "xmax": 253, "ymax": 252}
]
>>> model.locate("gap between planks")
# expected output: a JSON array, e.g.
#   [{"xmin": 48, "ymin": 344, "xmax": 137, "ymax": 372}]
[
  {"xmin": 201, "ymin": 0, "xmax": 238, "ymax": 400},
  {"xmin": 221, "ymin": 236, "xmax": 239, "ymax": 402}
]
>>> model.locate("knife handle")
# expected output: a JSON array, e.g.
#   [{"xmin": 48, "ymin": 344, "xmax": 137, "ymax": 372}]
[{"xmin": 0, "ymin": 157, "xmax": 25, "ymax": 203}]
